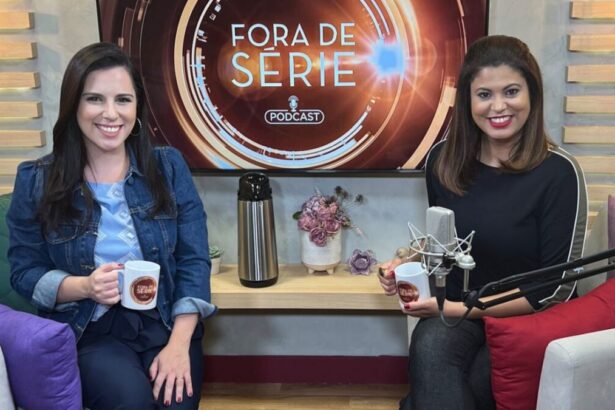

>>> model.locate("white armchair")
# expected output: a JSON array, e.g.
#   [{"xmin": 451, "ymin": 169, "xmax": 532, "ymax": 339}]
[
  {"xmin": 536, "ymin": 328, "xmax": 615, "ymax": 410},
  {"xmin": 0, "ymin": 347, "xmax": 15, "ymax": 410},
  {"xmin": 536, "ymin": 197, "xmax": 615, "ymax": 410}
]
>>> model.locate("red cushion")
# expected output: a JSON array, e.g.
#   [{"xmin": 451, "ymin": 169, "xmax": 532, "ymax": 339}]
[
  {"xmin": 609, "ymin": 196, "xmax": 614, "ymax": 280},
  {"xmin": 484, "ymin": 278, "xmax": 615, "ymax": 410},
  {"xmin": 609, "ymin": 195, "xmax": 615, "ymax": 250}
]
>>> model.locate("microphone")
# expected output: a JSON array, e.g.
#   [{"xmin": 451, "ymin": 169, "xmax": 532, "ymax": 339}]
[
  {"xmin": 426, "ymin": 207, "xmax": 457, "ymax": 311},
  {"xmin": 409, "ymin": 209, "xmax": 615, "ymax": 327},
  {"xmin": 408, "ymin": 206, "xmax": 476, "ymax": 314}
]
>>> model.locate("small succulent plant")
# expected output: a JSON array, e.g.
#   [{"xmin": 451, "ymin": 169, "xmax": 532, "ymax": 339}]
[{"xmin": 209, "ymin": 245, "xmax": 224, "ymax": 259}]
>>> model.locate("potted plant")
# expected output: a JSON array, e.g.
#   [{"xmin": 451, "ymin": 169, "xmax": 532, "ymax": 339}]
[
  {"xmin": 209, "ymin": 245, "xmax": 224, "ymax": 275},
  {"xmin": 293, "ymin": 186, "xmax": 364, "ymax": 274}
]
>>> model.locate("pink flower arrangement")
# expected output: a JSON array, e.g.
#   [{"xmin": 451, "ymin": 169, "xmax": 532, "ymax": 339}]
[{"xmin": 293, "ymin": 186, "xmax": 364, "ymax": 247}]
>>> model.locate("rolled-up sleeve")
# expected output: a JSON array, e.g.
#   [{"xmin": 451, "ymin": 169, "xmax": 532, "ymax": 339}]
[
  {"xmin": 7, "ymin": 161, "xmax": 63, "ymax": 312},
  {"xmin": 172, "ymin": 297, "xmax": 217, "ymax": 318},
  {"xmin": 32, "ymin": 269, "xmax": 74, "ymax": 311},
  {"xmin": 162, "ymin": 148, "xmax": 217, "ymax": 320}
]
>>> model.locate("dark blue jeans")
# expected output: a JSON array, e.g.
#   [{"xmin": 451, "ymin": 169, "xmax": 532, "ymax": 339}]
[
  {"xmin": 400, "ymin": 317, "xmax": 495, "ymax": 410},
  {"xmin": 78, "ymin": 306, "xmax": 203, "ymax": 410}
]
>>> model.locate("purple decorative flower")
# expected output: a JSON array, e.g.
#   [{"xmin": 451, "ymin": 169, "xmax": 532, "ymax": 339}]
[
  {"xmin": 293, "ymin": 187, "xmax": 365, "ymax": 246},
  {"xmin": 347, "ymin": 249, "xmax": 377, "ymax": 275}
]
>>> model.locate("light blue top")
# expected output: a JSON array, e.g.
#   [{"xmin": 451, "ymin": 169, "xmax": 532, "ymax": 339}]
[{"xmin": 89, "ymin": 180, "xmax": 143, "ymax": 321}]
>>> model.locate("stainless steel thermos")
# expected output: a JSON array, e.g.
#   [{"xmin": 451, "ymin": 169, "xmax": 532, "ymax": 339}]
[{"xmin": 237, "ymin": 172, "xmax": 279, "ymax": 287}]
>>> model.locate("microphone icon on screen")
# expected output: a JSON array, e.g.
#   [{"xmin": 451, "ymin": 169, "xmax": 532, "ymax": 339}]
[{"xmin": 288, "ymin": 95, "xmax": 299, "ymax": 112}]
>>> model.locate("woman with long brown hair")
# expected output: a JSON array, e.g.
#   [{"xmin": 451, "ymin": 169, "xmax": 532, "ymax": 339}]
[
  {"xmin": 379, "ymin": 35, "xmax": 587, "ymax": 409},
  {"xmin": 8, "ymin": 42, "xmax": 215, "ymax": 409}
]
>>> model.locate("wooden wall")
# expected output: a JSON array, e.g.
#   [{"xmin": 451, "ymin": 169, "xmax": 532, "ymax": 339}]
[
  {"xmin": 0, "ymin": 3, "xmax": 45, "ymax": 194},
  {"xmin": 567, "ymin": 0, "xmax": 615, "ymax": 228}
]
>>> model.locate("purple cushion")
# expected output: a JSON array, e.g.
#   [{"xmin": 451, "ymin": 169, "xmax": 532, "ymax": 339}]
[{"xmin": 0, "ymin": 304, "xmax": 82, "ymax": 409}]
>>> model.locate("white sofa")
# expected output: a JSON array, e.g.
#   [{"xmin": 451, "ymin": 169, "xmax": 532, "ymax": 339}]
[
  {"xmin": 536, "ymin": 201, "xmax": 615, "ymax": 410},
  {"xmin": 536, "ymin": 328, "xmax": 615, "ymax": 410},
  {"xmin": 0, "ymin": 347, "xmax": 15, "ymax": 410}
]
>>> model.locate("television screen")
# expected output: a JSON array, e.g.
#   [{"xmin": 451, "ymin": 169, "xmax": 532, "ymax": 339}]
[{"xmin": 97, "ymin": 0, "xmax": 488, "ymax": 171}]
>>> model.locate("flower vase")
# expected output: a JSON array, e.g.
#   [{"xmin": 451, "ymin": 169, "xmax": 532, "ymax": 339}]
[{"xmin": 300, "ymin": 231, "xmax": 342, "ymax": 274}]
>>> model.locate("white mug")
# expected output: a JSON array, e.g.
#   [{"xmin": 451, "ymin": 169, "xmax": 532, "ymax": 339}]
[
  {"xmin": 118, "ymin": 260, "xmax": 160, "ymax": 310},
  {"xmin": 394, "ymin": 262, "xmax": 431, "ymax": 308}
]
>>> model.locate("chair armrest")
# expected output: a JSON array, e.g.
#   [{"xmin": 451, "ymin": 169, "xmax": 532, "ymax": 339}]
[{"xmin": 536, "ymin": 328, "xmax": 615, "ymax": 410}]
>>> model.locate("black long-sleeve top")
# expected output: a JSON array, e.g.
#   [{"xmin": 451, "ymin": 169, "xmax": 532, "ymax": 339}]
[{"xmin": 425, "ymin": 141, "xmax": 587, "ymax": 310}]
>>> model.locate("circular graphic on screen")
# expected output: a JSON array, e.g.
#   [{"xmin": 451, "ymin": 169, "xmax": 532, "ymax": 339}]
[{"xmin": 97, "ymin": 0, "xmax": 486, "ymax": 170}]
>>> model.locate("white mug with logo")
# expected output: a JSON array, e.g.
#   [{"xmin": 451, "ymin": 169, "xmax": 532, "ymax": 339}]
[
  {"xmin": 394, "ymin": 262, "xmax": 431, "ymax": 308},
  {"xmin": 118, "ymin": 260, "xmax": 160, "ymax": 310}
]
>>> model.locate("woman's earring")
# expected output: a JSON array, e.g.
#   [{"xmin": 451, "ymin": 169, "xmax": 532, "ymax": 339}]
[{"xmin": 130, "ymin": 118, "xmax": 142, "ymax": 136}]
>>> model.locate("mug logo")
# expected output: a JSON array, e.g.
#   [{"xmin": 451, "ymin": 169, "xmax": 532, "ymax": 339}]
[
  {"xmin": 398, "ymin": 282, "xmax": 420, "ymax": 302},
  {"xmin": 130, "ymin": 276, "xmax": 158, "ymax": 304},
  {"xmin": 265, "ymin": 95, "xmax": 325, "ymax": 125}
]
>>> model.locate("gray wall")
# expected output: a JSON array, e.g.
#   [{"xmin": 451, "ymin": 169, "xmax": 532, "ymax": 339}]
[{"xmin": 15, "ymin": 0, "xmax": 607, "ymax": 357}]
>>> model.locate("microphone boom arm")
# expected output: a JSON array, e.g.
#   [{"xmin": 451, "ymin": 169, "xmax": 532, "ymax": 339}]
[{"xmin": 465, "ymin": 247, "xmax": 615, "ymax": 310}]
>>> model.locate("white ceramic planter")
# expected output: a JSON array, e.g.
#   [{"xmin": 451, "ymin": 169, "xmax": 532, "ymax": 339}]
[
  {"xmin": 211, "ymin": 256, "xmax": 222, "ymax": 275},
  {"xmin": 300, "ymin": 230, "xmax": 342, "ymax": 274}
]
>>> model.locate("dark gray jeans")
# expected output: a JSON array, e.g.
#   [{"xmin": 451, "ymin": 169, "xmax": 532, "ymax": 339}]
[{"xmin": 400, "ymin": 317, "xmax": 495, "ymax": 410}]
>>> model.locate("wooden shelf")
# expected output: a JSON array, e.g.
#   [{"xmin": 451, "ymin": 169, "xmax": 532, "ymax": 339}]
[
  {"xmin": 0, "ymin": 41, "xmax": 36, "ymax": 60},
  {"xmin": 576, "ymin": 155, "xmax": 615, "ymax": 174},
  {"xmin": 0, "ymin": 101, "xmax": 41, "ymax": 118},
  {"xmin": 0, "ymin": 130, "xmax": 45, "ymax": 147},
  {"xmin": 588, "ymin": 184, "xmax": 615, "ymax": 202},
  {"xmin": 571, "ymin": 1, "xmax": 615, "ymax": 19},
  {"xmin": 569, "ymin": 34, "xmax": 615, "ymax": 52},
  {"xmin": 211, "ymin": 264, "xmax": 399, "ymax": 311},
  {"xmin": 0, "ymin": 11, "xmax": 33, "ymax": 30},
  {"xmin": 563, "ymin": 126, "xmax": 615, "ymax": 144},
  {"xmin": 0, "ymin": 158, "xmax": 24, "ymax": 175},
  {"xmin": 0, "ymin": 72, "xmax": 39, "ymax": 89},
  {"xmin": 567, "ymin": 65, "xmax": 615, "ymax": 83},
  {"xmin": 565, "ymin": 96, "xmax": 615, "ymax": 114}
]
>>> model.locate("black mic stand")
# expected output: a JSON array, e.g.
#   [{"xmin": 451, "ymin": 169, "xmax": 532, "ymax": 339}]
[{"xmin": 463, "ymin": 247, "xmax": 615, "ymax": 311}]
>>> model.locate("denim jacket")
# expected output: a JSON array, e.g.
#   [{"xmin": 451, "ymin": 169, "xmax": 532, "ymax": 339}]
[{"xmin": 7, "ymin": 146, "xmax": 216, "ymax": 339}]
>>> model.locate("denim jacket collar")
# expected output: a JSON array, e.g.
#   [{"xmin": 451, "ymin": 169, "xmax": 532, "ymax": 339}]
[
  {"xmin": 126, "ymin": 144, "xmax": 145, "ymax": 178},
  {"xmin": 72, "ymin": 144, "xmax": 144, "ymax": 194}
]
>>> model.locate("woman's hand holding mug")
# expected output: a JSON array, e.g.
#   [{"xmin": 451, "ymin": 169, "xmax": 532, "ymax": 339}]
[
  {"xmin": 378, "ymin": 258, "xmax": 403, "ymax": 295},
  {"xmin": 87, "ymin": 262, "xmax": 123, "ymax": 305}
]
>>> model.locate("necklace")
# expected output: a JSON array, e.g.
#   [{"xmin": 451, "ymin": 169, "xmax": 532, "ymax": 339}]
[{"xmin": 84, "ymin": 154, "xmax": 129, "ymax": 183}]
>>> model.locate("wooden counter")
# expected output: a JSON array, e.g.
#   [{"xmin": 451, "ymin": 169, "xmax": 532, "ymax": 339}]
[{"xmin": 210, "ymin": 264, "xmax": 399, "ymax": 310}]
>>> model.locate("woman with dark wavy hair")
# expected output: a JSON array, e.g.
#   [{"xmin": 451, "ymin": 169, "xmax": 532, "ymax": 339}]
[
  {"xmin": 8, "ymin": 42, "xmax": 215, "ymax": 409},
  {"xmin": 378, "ymin": 35, "xmax": 587, "ymax": 409},
  {"xmin": 434, "ymin": 35, "xmax": 550, "ymax": 195}
]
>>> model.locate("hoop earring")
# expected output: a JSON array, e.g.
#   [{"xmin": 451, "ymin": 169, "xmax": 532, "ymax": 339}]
[{"xmin": 130, "ymin": 118, "xmax": 142, "ymax": 136}]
